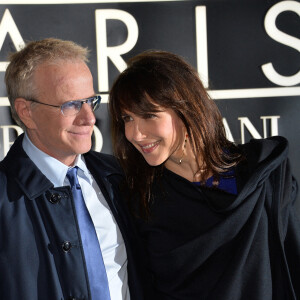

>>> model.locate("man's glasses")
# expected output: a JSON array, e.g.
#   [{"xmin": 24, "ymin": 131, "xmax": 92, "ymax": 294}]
[{"xmin": 26, "ymin": 95, "xmax": 101, "ymax": 117}]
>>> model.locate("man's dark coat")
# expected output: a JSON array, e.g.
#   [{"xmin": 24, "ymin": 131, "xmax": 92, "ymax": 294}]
[{"xmin": 0, "ymin": 134, "xmax": 145, "ymax": 300}]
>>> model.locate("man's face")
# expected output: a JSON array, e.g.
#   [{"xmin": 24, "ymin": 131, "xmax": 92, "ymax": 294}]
[{"xmin": 26, "ymin": 60, "xmax": 96, "ymax": 166}]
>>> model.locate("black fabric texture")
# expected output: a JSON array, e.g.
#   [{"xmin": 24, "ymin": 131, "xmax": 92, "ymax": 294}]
[{"xmin": 136, "ymin": 136, "xmax": 300, "ymax": 300}]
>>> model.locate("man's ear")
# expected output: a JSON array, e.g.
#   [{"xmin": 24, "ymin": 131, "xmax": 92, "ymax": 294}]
[{"xmin": 14, "ymin": 98, "xmax": 37, "ymax": 129}]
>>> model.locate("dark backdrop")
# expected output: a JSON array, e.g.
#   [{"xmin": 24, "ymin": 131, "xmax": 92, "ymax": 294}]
[{"xmin": 0, "ymin": 0, "xmax": 299, "ymax": 210}]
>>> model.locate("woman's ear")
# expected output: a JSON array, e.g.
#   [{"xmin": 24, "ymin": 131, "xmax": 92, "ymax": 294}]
[{"xmin": 14, "ymin": 98, "xmax": 37, "ymax": 129}]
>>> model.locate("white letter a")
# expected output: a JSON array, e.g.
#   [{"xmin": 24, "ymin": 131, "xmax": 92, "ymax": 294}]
[{"xmin": 0, "ymin": 9, "xmax": 24, "ymax": 72}]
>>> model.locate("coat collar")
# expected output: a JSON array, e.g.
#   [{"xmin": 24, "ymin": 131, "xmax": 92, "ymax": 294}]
[
  {"xmin": 84, "ymin": 150, "xmax": 123, "ymax": 179},
  {"xmin": 1, "ymin": 134, "xmax": 122, "ymax": 201},
  {"xmin": 1, "ymin": 134, "xmax": 53, "ymax": 200}
]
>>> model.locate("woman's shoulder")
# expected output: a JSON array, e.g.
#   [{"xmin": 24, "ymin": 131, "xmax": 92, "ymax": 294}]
[
  {"xmin": 235, "ymin": 136, "xmax": 290, "ymax": 191},
  {"xmin": 238, "ymin": 136, "xmax": 289, "ymax": 166}
]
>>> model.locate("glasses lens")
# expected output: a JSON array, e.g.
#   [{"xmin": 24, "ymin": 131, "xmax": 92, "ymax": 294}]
[
  {"xmin": 92, "ymin": 95, "xmax": 101, "ymax": 111},
  {"xmin": 60, "ymin": 96, "xmax": 101, "ymax": 116},
  {"xmin": 61, "ymin": 101, "xmax": 82, "ymax": 116}
]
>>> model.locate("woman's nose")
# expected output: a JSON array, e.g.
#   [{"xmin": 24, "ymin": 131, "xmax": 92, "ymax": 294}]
[{"xmin": 127, "ymin": 119, "xmax": 146, "ymax": 141}]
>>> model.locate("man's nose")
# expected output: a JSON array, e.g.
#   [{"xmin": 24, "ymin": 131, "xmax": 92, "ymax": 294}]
[{"xmin": 77, "ymin": 102, "xmax": 96, "ymax": 125}]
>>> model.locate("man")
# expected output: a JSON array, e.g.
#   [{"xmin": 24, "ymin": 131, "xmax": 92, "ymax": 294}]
[{"xmin": 0, "ymin": 38, "xmax": 145, "ymax": 300}]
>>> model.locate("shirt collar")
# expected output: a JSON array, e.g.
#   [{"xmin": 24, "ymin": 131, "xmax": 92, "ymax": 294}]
[
  {"xmin": 22, "ymin": 132, "xmax": 91, "ymax": 187},
  {"xmin": 74, "ymin": 154, "xmax": 93, "ymax": 185}
]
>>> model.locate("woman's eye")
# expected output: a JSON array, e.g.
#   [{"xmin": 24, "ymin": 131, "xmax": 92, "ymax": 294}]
[
  {"xmin": 144, "ymin": 113, "xmax": 157, "ymax": 119},
  {"xmin": 121, "ymin": 115, "xmax": 133, "ymax": 123}
]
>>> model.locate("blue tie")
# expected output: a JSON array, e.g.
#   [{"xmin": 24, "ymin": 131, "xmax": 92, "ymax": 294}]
[{"xmin": 67, "ymin": 167, "xmax": 111, "ymax": 300}]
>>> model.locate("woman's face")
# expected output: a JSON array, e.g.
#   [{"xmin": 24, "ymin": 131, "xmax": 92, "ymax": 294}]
[{"xmin": 122, "ymin": 107, "xmax": 186, "ymax": 166}]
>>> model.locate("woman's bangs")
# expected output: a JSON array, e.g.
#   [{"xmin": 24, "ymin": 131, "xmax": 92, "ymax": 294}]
[
  {"xmin": 117, "ymin": 72, "xmax": 164, "ymax": 116},
  {"xmin": 119, "ymin": 91, "xmax": 161, "ymax": 116}
]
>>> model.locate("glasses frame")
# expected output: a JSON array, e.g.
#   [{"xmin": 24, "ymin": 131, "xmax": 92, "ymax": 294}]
[{"xmin": 26, "ymin": 95, "xmax": 101, "ymax": 116}]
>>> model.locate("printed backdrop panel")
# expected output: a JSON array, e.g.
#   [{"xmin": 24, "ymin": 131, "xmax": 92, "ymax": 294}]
[{"xmin": 0, "ymin": 0, "xmax": 299, "ymax": 210}]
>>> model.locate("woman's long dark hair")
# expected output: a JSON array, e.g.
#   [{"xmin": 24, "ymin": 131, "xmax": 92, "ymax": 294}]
[{"xmin": 109, "ymin": 50, "xmax": 241, "ymax": 217}]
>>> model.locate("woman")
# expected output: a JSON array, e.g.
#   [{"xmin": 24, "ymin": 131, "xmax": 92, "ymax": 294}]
[{"xmin": 109, "ymin": 50, "xmax": 300, "ymax": 299}]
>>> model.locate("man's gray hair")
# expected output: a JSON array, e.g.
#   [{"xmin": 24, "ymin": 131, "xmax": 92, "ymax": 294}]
[{"xmin": 5, "ymin": 38, "xmax": 90, "ymax": 129}]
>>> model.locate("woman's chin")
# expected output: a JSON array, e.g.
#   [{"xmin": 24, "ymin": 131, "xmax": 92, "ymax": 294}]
[{"xmin": 142, "ymin": 156, "xmax": 165, "ymax": 167}]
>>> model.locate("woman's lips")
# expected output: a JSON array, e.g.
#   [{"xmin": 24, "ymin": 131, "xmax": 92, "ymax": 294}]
[{"xmin": 139, "ymin": 141, "xmax": 160, "ymax": 153}]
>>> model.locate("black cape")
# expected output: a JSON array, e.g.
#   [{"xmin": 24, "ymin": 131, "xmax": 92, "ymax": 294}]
[{"xmin": 136, "ymin": 136, "xmax": 300, "ymax": 300}]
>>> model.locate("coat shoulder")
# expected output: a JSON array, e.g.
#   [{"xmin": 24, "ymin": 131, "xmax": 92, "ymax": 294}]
[{"xmin": 84, "ymin": 151, "xmax": 124, "ymax": 176}]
